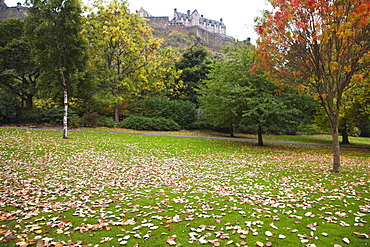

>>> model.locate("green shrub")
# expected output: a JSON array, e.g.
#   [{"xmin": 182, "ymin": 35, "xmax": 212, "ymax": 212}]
[
  {"xmin": 69, "ymin": 117, "xmax": 83, "ymax": 128},
  {"xmin": 189, "ymin": 118, "xmax": 212, "ymax": 130},
  {"xmin": 297, "ymin": 123, "xmax": 325, "ymax": 135},
  {"xmin": 18, "ymin": 108, "xmax": 45, "ymax": 124},
  {"xmin": 0, "ymin": 90, "xmax": 18, "ymax": 124},
  {"xmin": 130, "ymin": 97, "xmax": 197, "ymax": 129},
  {"xmin": 42, "ymin": 107, "xmax": 79, "ymax": 124},
  {"xmin": 97, "ymin": 116, "xmax": 117, "ymax": 128},
  {"xmin": 120, "ymin": 116, "xmax": 180, "ymax": 131},
  {"xmin": 359, "ymin": 119, "xmax": 370, "ymax": 137},
  {"xmin": 347, "ymin": 126, "xmax": 361, "ymax": 137},
  {"xmin": 81, "ymin": 112, "xmax": 100, "ymax": 127}
]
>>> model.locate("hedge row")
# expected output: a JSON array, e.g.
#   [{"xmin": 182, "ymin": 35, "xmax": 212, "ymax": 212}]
[{"xmin": 120, "ymin": 116, "xmax": 180, "ymax": 131}]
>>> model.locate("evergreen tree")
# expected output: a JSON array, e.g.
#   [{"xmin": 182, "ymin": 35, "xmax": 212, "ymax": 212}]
[{"xmin": 173, "ymin": 45, "xmax": 213, "ymax": 105}]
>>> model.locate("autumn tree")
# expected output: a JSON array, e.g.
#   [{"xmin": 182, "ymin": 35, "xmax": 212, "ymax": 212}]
[
  {"xmin": 85, "ymin": 0, "xmax": 165, "ymax": 124},
  {"xmin": 137, "ymin": 47, "xmax": 182, "ymax": 99},
  {"xmin": 255, "ymin": 0, "xmax": 370, "ymax": 172},
  {"xmin": 25, "ymin": 0, "xmax": 88, "ymax": 138}
]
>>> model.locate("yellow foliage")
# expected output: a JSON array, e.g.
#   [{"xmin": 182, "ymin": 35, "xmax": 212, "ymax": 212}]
[{"xmin": 344, "ymin": 65, "xmax": 351, "ymax": 73}]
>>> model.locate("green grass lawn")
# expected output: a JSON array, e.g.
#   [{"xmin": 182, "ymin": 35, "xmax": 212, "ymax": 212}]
[
  {"xmin": 78, "ymin": 127, "xmax": 369, "ymax": 147},
  {"xmin": 0, "ymin": 128, "xmax": 369, "ymax": 246}
]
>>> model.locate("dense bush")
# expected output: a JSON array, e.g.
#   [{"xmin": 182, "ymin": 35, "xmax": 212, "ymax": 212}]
[
  {"xmin": 18, "ymin": 108, "xmax": 45, "ymax": 124},
  {"xmin": 296, "ymin": 123, "xmax": 324, "ymax": 135},
  {"xmin": 120, "ymin": 116, "xmax": 181, "ymax": 131},
  {"xmin": 97, "ymin": 116, "xmax": 117, "ymax": 128},
  {"xmin": 0, "ymin": 90, "xmax": 18, "ymax": 124},
  {"xmin": 69, "ymin": 113, "xmax": 117, "ymax": 128},
  {"xmin": 42, "ymin": 107, "xmax": 79, "ymax": 124},
  {"xmin": 128, "ymin": 97, "xmax": 197, "ymax": 129},
  {"xmin": 81, "ymin": 112, "xmax": 100, "ymax": 127},
  {"xmin": 189, "ymin": 118, "xmax": 212, "ymax": 130},
  {"xmin": 69, "ymin": 117, "xmax": 83, "ymax": 128},
  {"xmin": 359, "ymin": 119, "xmax": 370, "ymax": 137}
]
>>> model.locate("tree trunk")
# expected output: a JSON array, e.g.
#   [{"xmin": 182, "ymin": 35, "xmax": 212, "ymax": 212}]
[
  {"xmin": 62, "ymin": 72, "xmax": 68, "ymax": 139},
  {"xmin": 230, "ymin": 124, "xmax": 234, "ymax": 137},
  {"xmin": 330, "ymin": 117, "xmax": 340, "ymax": 172},
  {"xmin": 114, "ymin": 104, "xmax": 120, "ymax": 124},
  {"xmin": 257, "ymin": 124, "xmax": 263, "ymax": 146},
  {"xmin": 26, "ymin": 93, "xmax": 33, "ymax": 110},
  {"xmin": 341, "ymin": 126, "xmax": 350, "ymax": 145}
]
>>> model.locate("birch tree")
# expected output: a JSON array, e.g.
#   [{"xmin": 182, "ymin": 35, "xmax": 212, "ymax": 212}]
[{"xmin": 25, "ymin": 0, "xmax": 87, "ymax": 138}]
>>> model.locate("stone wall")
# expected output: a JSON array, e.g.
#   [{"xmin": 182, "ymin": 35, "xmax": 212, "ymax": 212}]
[
  {"xmin": 185, "ymin": 25, "xmax": 234, "ymax": 51},
  {"xmin": 146, "ymin": 17, "xmax": 169, "ymax": 29},
  {"xmin": 146, "ymin": 16, "xmax": 234, "ymax": 51},
  {"xmin": 0, "ymin": 5, "xmax": 28, "ymax": 21},
  {"xmin": 172, "ymin": 25, "xmax": 233, "ymax": 51}
]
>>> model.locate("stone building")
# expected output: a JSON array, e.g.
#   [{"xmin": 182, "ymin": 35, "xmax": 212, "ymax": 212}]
[
  {"xmin": 0, "ymin": 1, "xmax": 28, "ymax": 20},
  {"xmin": 171, "ymin": 9, "xmax": 226, "ymax": 36},
  {"xmin": 137, "ymin": 7, "xmax": 234, "ymax": 51},
  {"xmin": 138, "ymin": 7, "xmax": 227, "ymax": 36}
]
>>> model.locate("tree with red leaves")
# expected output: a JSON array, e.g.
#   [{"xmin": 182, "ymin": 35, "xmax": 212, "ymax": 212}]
[{"xmin": 255, "ymin": 0, "xmax": 370, "ymax": 172}]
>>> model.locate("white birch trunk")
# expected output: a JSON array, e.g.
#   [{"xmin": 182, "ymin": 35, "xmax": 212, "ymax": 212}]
[{"xmin": 62, "ymin": 72, "xmax": 68, "ymax": 139}]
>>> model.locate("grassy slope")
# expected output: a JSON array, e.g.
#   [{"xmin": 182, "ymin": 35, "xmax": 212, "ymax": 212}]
[{"xmin": 0, "ymin": 128, "xmax": 369, "ymax": 246}]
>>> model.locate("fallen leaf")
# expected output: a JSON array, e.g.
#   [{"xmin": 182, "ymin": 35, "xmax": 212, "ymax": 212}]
[
  {"xmin": 166, "ymin": 235, "xmax": 177, "ymax": 246},
  {"xmin": 265, "ymin": 231, "xmax": 272, "ymax": 237},
  {"xmin": 256, "ymin": 241, "xmax": 264, "ymax": 247},
  {"xmin": 358, "ymin": 234, "xmax": 369, "ymax": 239},
  {"xmin": 342, "ymin": 238, "xmax": 350, "ymax": 244}
]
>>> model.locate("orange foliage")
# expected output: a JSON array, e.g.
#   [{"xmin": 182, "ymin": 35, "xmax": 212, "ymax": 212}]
[{"xmin": 255, "ymin": 0, "xmax": 369, "ymax": 88}]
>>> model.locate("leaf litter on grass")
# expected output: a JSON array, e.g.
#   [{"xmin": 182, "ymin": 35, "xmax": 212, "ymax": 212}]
[{"xmin": 0, "ymin": 129, "xmax": 369, "ymax": 246}]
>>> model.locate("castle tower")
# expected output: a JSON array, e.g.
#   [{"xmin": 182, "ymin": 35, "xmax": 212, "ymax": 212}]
[
  {"xmin": 170, "ymin": 8, "xmax": 226, "ymax": 35},
  {"xmin": 190, "ymin": 9, "xmax": 200, "ymax": 26},
  {"xmin": 0, "ymin": 0, "xmax": 7, "ymax": 10},
  {"xmin": 137, "ymin": 7, "xmax": 151, "ymax": 18}
]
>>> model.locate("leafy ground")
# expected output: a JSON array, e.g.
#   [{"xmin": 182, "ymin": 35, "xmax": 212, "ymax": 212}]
[{"xmin": 0, "ymin": 128, "xmax": 369, "ymax": 247}]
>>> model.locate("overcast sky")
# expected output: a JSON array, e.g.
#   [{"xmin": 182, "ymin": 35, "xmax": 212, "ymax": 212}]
[{"xmin": 6, "ymin": 0, "xmax": 271, "ymax": 42}]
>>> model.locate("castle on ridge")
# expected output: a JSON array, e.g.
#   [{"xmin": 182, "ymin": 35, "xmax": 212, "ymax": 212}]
[
  {"xmin": 138, "ymin": 8, "xmax": 227, "ymax": 36},
  {"xmin": 0, "ymin": 2, "xmax": 234, "ymax": 51},
  {"xmin": 137, "ymin": 8, "xmax": 234, "ymax": 50}
]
